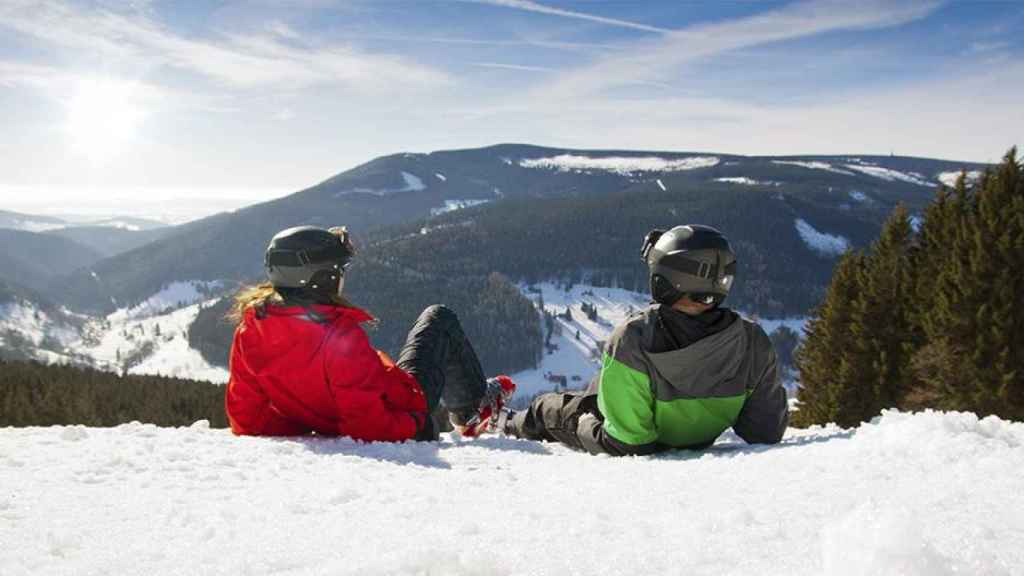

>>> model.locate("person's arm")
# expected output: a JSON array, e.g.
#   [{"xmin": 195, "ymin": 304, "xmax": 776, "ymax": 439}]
[
  {"xmin": 325, "ymin": 326, "xmax": 425, "ymax": 442},
  {"xmin": 577, "ymin": 325, "xmax": 665, "ymax": 456},
  {"xmin": 732, "ymin": 325, "xmax": 788, "ymax": 444},
  {"xmin": 225, "ymin": 332, "xmax": 309, "ymax": 437}
]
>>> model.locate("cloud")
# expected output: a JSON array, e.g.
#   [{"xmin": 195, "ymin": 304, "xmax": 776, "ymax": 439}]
[
  {"xmin": 471, "ymin": 62, "xmax": 556, "ymax": 73},
  {"xmin": 532, "ymin": 0, "xmax": 943, "ymax": 101},
  {"xmin": 468, "ymin": 0, "xmax": 668, "ymax": 33},
  {"xmin": 0, "ymin": 0, "xmax": 451, "ymax": 92}
]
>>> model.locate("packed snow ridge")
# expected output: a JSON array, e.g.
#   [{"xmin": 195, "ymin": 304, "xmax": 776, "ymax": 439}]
[
  {"xmin": 519, "ymin": 154, "xmax": 720, "ymax": 175},
  {"xmin": 795, "ymin": 219, "xmax": 850, "ymax": 257},
  {"xmin": 844, "ymin": 165, "xmax": 936, "ymax": 187},
  {"xmin": 2, "ymin": 410, "xmax": 1021, "ymax": 575}
]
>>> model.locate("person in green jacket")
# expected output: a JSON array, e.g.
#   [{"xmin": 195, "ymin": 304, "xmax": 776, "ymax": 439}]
[{"xmin": 497, "ymin": 224, "xmax": 788, "ymax": 456}]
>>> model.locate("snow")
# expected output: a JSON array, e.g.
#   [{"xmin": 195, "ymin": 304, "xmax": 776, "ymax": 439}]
[
  {"xmin": 0, "ymin": 302, "xmax": 78, "ymax": 349},
  {"xmin": 772, "ymin": 160, "xmax": 856, "ymax": 176},
  {"xmin": 1, "ymin": 410, "xmax": 1021, "ymax": 575},
  {"xmin": 430, "ymin": 199, "xmax": 491, "ymax": 216},
  {"xmin": 434, "ymin": 172, "xmax": 447, "ymax": 182},
  {"xmin": 519, "ymin": 154, "xmax": 720, "ymax": 175},
  {"xmin": 65, "ymin": 299, "xmax": 229, "ymax": 384},
  {"xmin": 655, "ymin": 178, "xmax": 666, "ymax": 191},
  {"xmin": 714, "ymin": 176, "xmax": 779, "ymax": 186},
  {"xmin": 848, "ymin": 190, "xmax": 870, "ymax": 203},
  {"xmin": 843, "ymin": 165, "xmax": 936, "ymax": 187},
  {"xmin": 109, "ymin": 281, "xmax": 221, "ymax": 321},
  {"xmin": 910, "ymin": 215, "xmax": 923, "ymax": 232},
  {"xmin": 511, "ymin": 283, "xmax": 651, "ymax": 398},
  {"xmin": 794, "ymin": 219, "xmax": 850, "ymax": 257},
  {"xmin": 400, "ymin": 171, "xmax": 426, "ymax": 192},
  {"xmin": 334, "ymin": 171, "xmax": 427, "ymax": 197},
  {"xmin": 937, "ymin": 170, "xmax": 983, "ymax": 188}
]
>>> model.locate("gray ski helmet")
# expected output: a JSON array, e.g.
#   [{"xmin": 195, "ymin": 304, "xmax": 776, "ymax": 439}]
[
  {"xmin": 264, "ymin": 226, "xmax": 353, "ymax": 291},
  {"xmin": 641, "ymin": 224, "xmax": 737, "ymax": 306}
]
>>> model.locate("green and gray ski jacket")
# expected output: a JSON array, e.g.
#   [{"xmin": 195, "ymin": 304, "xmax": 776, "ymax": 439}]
[{"xmin": 592, "ymin": 306, "xmax": 787, "ymax": 453}]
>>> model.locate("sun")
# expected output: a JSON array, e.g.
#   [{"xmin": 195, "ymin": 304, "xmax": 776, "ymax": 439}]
[{"xmin": 64, "ymin": 77, "xmax": 146, "ymax": 163}]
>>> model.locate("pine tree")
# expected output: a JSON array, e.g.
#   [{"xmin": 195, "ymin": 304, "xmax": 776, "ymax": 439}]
[
  {"xmin": 852, "ymin": 205, "xmax": 915, "ymax": 410},
  {"xmin": 793, "ymin": 251, "xmax": 865, "ymax": 427},
  {"xmin": 911, "ymin": 148, "xmax": 1023, "ymax": 419}
]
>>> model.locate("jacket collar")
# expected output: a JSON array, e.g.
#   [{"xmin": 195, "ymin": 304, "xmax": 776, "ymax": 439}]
[{"xmin": 251, "ymin": 303, "xmax": 374, "ymax": 324}]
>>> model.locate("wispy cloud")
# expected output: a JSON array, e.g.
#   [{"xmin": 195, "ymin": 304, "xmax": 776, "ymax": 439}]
[
  {"xmin": 532, "ymin": 0, "xmax": 944, "ymax": 101},
  {"xmin": 0, "ymin": 0, "xmax": 451, "ymax": 92},
  {"xmin": 471, "ymin": 62, "xmax": 556, "ymax": 73},
  {"xmin": 468, "ymin": 0, "xmax": 668, "ymax": 34}
]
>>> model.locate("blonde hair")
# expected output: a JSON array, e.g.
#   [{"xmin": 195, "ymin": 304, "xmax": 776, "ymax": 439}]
[{"xmin": 227, "ymin": 227, "xmax": 362, "ymax": 326}]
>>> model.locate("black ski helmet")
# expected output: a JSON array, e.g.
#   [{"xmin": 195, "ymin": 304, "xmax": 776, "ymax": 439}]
[
  {"xmin": 265, "ymin": 226, "xmax": 354, "ymax": 294},
  {"xmin": 640, "ymin": 224, "xmax": 737, "ymax": 307}
]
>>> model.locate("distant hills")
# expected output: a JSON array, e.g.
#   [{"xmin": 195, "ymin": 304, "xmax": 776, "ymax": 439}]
[{"xmin": 0, "ymin": 143, "xmax": 993, "ymax": 377}]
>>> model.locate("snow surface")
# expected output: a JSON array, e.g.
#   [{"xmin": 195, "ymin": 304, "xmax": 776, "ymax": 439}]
[
  {"xmin": 430, "ymin": 199, "xmax": 491, "ymax": 216},
  {"xmin": 5, "ymin": 220, "xmax": 66, "ymax": 233},
  {"xmin": 937, "ymin": 170, "xmax": 983, "ymax": 188},
  {"xmin": 2, "ymin": 410, "xmax": 1021, "ymax": 575},
  {"xmin": 771, "ymin": 160, "xmax": 856, "ymax": 176},
  {"xmin": 519, "ymin": 155, "xmax": 720, "ymax": 175},
  {"xmin": 434, "ymin": 172, "xmax": 447, "ymax": 182},
  {"xmin": 0, "ymin": 302, "xmax": 78, "ymax": 349},
  {"xmin": 655, "ymin": 178, "xmax": 666, "ymax": 191},
  {"xmin": 843, "ymin": 165, "xmax": 936, "ymax": 187},
  {"xmin": 795, "ymin": 219, "xmax": 850, "ymax": 257}
]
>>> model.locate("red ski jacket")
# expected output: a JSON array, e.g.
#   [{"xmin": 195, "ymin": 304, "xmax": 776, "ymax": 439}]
[{"xmin": 225, "ymin": 304, "xmax": 427, "ymax": 440}]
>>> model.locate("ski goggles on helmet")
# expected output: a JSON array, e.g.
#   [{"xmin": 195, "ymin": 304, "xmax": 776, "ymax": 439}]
[{"xmin": 686, "ymin": 292, "xmax": 721, "ymax": 306}]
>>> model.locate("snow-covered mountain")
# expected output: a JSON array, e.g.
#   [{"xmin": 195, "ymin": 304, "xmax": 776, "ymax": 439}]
[
  {"xmin": 1, "ymin": 409, "xmax": 1020, "ymax": 575},
  {"xmin": 0, "ymin": 281, "xmax": 227, "ymax": 383}
]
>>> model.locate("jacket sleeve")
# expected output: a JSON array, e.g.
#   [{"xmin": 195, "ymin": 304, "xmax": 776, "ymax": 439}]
[
  {"xmin": 324, "ymin": 326, "xmax": 423, "ymax": 442},
  {"xmin": 590, "ymin": 323, "xmax": 664, "ymax": 456},
  {"xmin": 225, "ymin": 330, "xmax": 310, "ymax": 437},
  {"xmin": 732, "ymin": 325, "xmax": 789, "ymax": 444}
]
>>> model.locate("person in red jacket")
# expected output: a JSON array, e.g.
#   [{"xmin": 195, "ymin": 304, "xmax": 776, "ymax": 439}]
[{"xmin": 225, "ymin": 225, "xmax": 515, "ymax": 441}]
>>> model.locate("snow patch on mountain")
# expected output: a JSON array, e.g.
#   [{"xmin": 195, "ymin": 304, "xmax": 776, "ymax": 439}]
[
  {"xmin": 795, "ymin": 219, "xmax": 850, "ymax": 257},
  {"xmin": 937, "ymin": 170, "xmax": 983, "ymax": 187},
  {"xmin": 772, "ymin": 160, "xmax": 856, "ymax": 176},
  {"xmin": 109, "ymin": 281, "xmax": 223, "ymax": 321},
  {"xmin": 430, "ymin": 199, "xmax": 490, "ymax": 216},
  {"xmin": 434, "ymin": 172, "xmax": 447, "ymax": 182},
  {"xmin": 335, "ymin": 171, "xmax": 427, "ymax": 197},
  {"xmin": 66, "ymin": 299, "xmax": 228, "ymax": 383},
  {"xmin": 2, "ymin": 410, "xmax": 1020, "ymax": 575},
  {"xmin": 849, "ymin": 190, "xmax": 870, "ymax": 203},
  {"xmin": 656, "ymin": 179, "xmax": 666, "ymax": 191},
  {"xmin": 715, "ymin": 177, "xmax": 780, "ymax": 186},
  {"xmin": 519, "ymin": 155, "xmax": 719, "ymax": 175},
  {"xmin": 844, "ymin": 164, "xmax": 936, "ymax": 187},
  {"xmin": 0, "ymin": 301, "xmax": 78, "ymax": 349}
]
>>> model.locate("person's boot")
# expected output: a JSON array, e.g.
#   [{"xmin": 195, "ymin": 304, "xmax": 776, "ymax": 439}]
[{"xmin": 452, "ymin": 375, "xmax": 517, "ymax": 438}]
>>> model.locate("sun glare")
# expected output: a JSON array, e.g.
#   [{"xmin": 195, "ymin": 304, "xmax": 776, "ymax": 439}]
[{"xmin": 64, "ymin": 78, "xmax": 145, "ymax": 163}]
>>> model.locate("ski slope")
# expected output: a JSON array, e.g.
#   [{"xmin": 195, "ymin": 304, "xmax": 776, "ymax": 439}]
[{"xmin": 1, "ymin": 410, "xmax": 1021, "ymax": 575}]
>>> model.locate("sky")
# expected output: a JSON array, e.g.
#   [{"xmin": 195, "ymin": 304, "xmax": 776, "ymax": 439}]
[{"xmin": 0, "ymin": 0, "xmax": 1021, "ymax": 220}]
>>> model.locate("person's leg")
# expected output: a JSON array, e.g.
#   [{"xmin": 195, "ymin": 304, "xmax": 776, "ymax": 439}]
[
  {"xmin": 396, "ymin": 305, "xmax": 488, "ymax": 422},
  {"xmin": 507, "ymin": 391, "xmax": 599, "ymax": 451}
]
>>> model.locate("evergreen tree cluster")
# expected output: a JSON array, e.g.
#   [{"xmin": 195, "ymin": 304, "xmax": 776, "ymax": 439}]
[
  {"xmin": 794, "ymin": 149, "xmax": 1023, "ymax": 427},
  {"xmin": 0, "ymin": 359, "xmax": 228, "ymax": 427}
]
